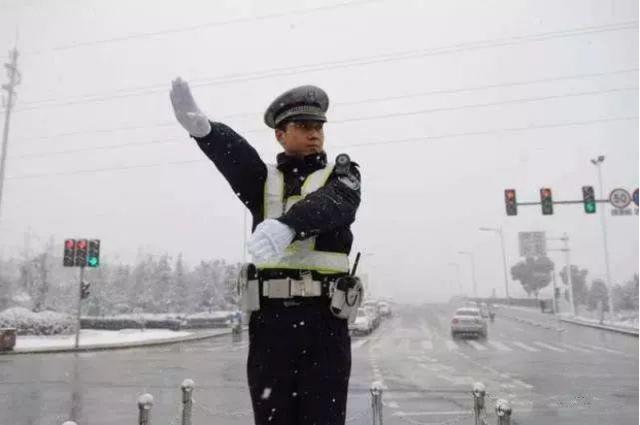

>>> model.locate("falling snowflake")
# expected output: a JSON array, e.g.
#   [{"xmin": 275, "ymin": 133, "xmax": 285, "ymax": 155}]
[{"xmin": 261, "ymin": 387, "xmax": 272, "ymax": 399}]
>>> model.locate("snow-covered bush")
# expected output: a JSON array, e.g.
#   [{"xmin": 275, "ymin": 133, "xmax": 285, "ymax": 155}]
[{"xmin": 0, "ymin": 307, "xmax": 75, "ymax": 335}]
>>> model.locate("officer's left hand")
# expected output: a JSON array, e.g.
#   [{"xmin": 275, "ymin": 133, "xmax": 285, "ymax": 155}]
[{"xmin": 247, "ymin": 219, "xmax": 296, "ymax": 263}]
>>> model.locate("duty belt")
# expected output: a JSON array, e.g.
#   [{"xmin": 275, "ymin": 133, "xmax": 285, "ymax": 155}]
[{"xmin": 261, "ymin": 273, "xmax": 330, "ymax": 299}]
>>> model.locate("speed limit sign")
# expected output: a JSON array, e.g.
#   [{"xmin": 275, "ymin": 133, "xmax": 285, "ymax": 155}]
[{"xmin": 609, "ymin": 188, "xmax": 631, "ymax": 209}]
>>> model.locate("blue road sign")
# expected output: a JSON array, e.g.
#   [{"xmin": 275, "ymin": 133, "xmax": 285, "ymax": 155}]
[{"xmin": 633, "ymin": 188, "xmax": 639, "ymax": 207}]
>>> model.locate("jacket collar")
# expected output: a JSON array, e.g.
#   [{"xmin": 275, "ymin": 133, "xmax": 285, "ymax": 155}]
[{"xmin": 276, "ymin": 151, "xmax": 327, "ymax": 175}]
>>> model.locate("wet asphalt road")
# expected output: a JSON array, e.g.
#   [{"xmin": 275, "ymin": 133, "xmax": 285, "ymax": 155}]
[{"xmin": 0, "ymin": 303, "xmax": 637, "ymax": 425}]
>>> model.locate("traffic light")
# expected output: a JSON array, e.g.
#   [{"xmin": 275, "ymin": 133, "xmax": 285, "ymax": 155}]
[
  {"xmin": 582, "ymin": 186, "xmax": 596, "ymax": 214},
  {"xmin": 540, "ymin": 188, "xmax": 553, "ymax": 215},
  {"xmin": 80, "ymin": 281, "xmax": 90, "ymax": 299},
  {"xmin": 74, "ymin": 239, "xmax": 88, "ymax": 267},
  {"xmin": 87, "ymin": 239, "xmax": 100, "ymax": 268},
  {"xmin": 63, "ymin": 239, "xmax": 76, "ymax": 267},
  {"xmin": 504, "ymin": 189, "xmax": 517, "ymax": 216}
]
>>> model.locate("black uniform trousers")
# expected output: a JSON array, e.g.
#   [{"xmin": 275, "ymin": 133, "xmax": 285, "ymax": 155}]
[{"xmin": 247, "ymin": 298, "xmax": 351, "ymax": 425}]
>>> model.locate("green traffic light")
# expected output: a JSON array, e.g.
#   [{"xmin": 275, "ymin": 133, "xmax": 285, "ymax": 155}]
[
  {"xmin": 585, "ymin": 203, "xmax": 596, "ymax": 214},
  {"xmin": 88, "ymin": 257, "xmax": 99, "ymax": 267}
]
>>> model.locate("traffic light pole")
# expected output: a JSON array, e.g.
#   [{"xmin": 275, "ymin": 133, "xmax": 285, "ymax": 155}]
[
  {"xmin": 594, "ymin": 163, "xmax": 615, "ymax": 316},
  {"xmin": 74, "ymin": 266, "xmax": 85, "ymax": 349}
]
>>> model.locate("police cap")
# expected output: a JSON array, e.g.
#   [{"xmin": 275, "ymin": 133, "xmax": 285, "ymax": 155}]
[{"xmin": 264, "ymin": 85, "xmax": 329, "ymax": 129}]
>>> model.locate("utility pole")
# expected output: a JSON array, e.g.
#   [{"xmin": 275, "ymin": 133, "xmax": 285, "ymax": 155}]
[{"xmin": 0, "ymin": 48, "xmax": 21, "ymax": 223}]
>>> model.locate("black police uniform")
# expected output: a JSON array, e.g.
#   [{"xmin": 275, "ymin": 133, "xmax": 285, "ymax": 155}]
[{"xmin": 192, "ymin": 86, "xmax": 361, "ymax": 425}]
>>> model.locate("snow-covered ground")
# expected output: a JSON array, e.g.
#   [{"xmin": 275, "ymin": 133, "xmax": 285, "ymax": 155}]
[
  {"xmin": 499, "ymin": 304, "xmax": 639, "ymax": 330},
  {"xmin": 13, "ymin": 329, "xmax": 193, "ymax": 350}
]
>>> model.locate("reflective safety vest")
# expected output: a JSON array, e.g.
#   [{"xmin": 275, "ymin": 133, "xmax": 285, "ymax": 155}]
[{"xmin": 257, "ymin": 163, "xmax": 350, "ymax": 274}]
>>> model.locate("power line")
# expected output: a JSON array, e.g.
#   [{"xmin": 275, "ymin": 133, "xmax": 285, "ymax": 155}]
[
  {"xmin": 331, "ymin": 86, "xmax": 638, "ymax": 124},
  {"xmin": 27, "ymin": 0, "xmax": 385, "ymax": 54},
  {"xmin": 335, "ymin": 115, "xmax": 638, "ymax": 149},
  {"xmin": 11, "ymin": 67, "xmax": 639, "ymax": 144},
  {"xmin": 7, "ymin": 115, "xmax": 637, "ymax": 180},
  {"xmin": 12, "ymin": 20, "xmax": 638, "ymax": 113},
  {"xmin": 10, "ymin": 85, "xmax": 637, "ymax": 160}
]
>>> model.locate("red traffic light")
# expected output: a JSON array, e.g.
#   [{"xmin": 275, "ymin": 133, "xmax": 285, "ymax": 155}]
[
  {"xmin": 542, "ymin": 188, "xmax": 552, "ymax": 198},
  {"xmin": 77, "ymin": 240, "xmax": 87, "ymax": 249},
  {"xmin": 65, "ymin": 239, "xmax": 75, "ymax": 248}
]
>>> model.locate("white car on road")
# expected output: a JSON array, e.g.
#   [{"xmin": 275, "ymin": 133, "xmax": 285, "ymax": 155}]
[
  {"xmin": 450, "ymin": 307, "xmax": 488, "ymax": 339},
  {"xmin": 349, "ymin": 308, "xmax": 374, "ymax": 336}
]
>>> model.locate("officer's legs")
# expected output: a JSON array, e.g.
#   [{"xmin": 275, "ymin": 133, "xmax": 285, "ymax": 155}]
[
  {"xmin": 247, "ymin": 310, "xmax": 299, "ymax": 425},
  {"xmin": 297, "ymin": 311, "xmax": 351, "ymax": 425},
  {"xmin": 247, "ymin": 307, "xmax": 352, "ymax": 425}
]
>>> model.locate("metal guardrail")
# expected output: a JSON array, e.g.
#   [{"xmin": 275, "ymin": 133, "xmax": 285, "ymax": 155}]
[{"xmin": 59, "ymin": 379, "xmax": 512, "ymax": 425}]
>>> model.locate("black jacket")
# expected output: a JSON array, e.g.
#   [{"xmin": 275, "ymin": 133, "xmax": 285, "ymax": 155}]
[{"xmin": 194, "ymin": 122, "xmax": 361, "ymax": 259}]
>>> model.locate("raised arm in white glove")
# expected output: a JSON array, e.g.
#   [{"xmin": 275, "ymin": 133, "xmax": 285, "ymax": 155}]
[
  {"xmin": 169, "ymin": 77, "xmax": 212, "ymax": 138},
  {"xmin": 247, "ymin": 219, "xmax": 296, "ymax": 264}
]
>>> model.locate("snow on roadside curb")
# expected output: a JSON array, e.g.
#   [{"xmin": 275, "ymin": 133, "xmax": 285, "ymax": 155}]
[{"xmin": 14, "ymin": 329, "xmax": 193, "ymax": 350}]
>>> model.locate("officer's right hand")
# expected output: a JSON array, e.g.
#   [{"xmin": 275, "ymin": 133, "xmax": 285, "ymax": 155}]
[{"xmin": 169, "ymin": 77, "xmax": 212, "ymax": 138}]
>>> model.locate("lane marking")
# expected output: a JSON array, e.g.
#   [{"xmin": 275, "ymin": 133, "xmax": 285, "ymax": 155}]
[
  {"xmin": 511, "ymin": 341, "xmax": 539, "ymax": 352},
  {"xmin": 445, "ymin": 340, "xmax": 459, "ymax": 351},
  {"xmin": 512, "ymin": 378, "xmax": 534, "ymax": 389},
  {"xmin": 557, "ymin": 343, "xmax": 593, "ymax": 353},
  {"xmin": 533, "ymin": 341, "xmax": 566, "ymax": 352},
  {"xmin": 421, "ymin": 340, "xmax": 433, "ymax": 351},
  {"xmin": 579, "ymin": 344, "xmax": 624, "ymax": 355},
  {"xmin": 393, "ymin": 410, "xmax": 472, "ymax": 417},
  {"xmin": 386, "ymin": 401, "xmax": 400, "ymax": 409},
  {"xmin": 466, "ymin": 340, "xmax": 487, "ymax": 351},
  {"xmin": 487, "ymin": 341, "xmax": 512, "ymax": 351}
]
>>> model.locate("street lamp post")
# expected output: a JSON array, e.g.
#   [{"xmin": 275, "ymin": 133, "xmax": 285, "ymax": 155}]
[
  {"xmin": 458, "ymin": 251, "xmax": 478, "ymax": 298},
  {"xmin": 590, "ymin": 156, "xmax": 615, "ymax": 316},
  {"xmin": 448, "ymin": 262, "xmax": 463, "ymax": 295},
  {"xmin": 479, "ymin": 226, "xmax": 510, "ymax": 301}
]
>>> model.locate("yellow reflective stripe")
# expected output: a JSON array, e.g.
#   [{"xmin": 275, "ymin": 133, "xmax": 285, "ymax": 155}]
[
  {"xmin": 301, "ymin": 164, "xmax": 334, "ymax": 196},
  {"xmin": 260, "ymin": 162, "xmax": 349, "ymax": 273},
  {"xmin": 284, "ymin": 195, "xmax": 302, "ymax": 213},
  {"xmin": 263, "ymin": 165, "xmax": 284, "ymax": 219},
  {"xmin": 257, "ymin": 252, "xmax": 350, "ymax": 274}
]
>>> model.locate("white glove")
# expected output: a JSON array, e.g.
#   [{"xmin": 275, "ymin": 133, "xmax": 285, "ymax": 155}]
[
  {"xmin": 169, "ymin": 77, "xmax": 212, "ymax": 138},
  {"xmin": 247, "ymin": 219, "xmax": 296, "ymax": 264}
]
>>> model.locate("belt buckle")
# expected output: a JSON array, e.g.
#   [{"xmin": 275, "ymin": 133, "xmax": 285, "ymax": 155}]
[
  {"xmin": 290, "ymin": 278, "xmax": 305, "ymax": 297},
  {"xmin": 303, "ymin": 271, "xmax": 322, "ymax": 297}
]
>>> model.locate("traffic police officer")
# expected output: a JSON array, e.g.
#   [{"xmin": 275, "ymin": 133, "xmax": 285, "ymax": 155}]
[{"xmin": 170, "ymin": 79, "xmax": 361, "ymax": 425}]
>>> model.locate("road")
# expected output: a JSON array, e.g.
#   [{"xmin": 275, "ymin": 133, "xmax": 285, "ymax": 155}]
[{"xmin": 0, "ymin": 303, "xmax": 637, "ymax": 425}]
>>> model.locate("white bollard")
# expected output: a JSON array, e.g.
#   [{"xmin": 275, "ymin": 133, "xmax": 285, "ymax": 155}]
[
  {"xmin": 472, "ymin": 382, "xmax": 486, "ymax": 425},
  {"xmin": 370, "ymin": 381, "xmax": 384, "ymax": 425},
  {"xmin": 137, "ymin": 393, "xmax": 154, "ymax": 425},
  {"xmin": 181, "ymin": 379, "xmax": 195, "ymax": 425},
  {"xmin": 495, "ymin": 399, "xmax": 512, "ymax": 425}
]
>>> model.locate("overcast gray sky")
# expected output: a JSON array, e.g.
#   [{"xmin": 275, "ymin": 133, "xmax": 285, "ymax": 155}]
[{"xmin": 0, "ymin": 0, "xmax": 637, "ymax": 303}]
